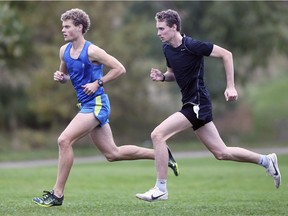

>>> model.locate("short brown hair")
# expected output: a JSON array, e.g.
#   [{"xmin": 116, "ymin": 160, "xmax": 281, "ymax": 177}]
[
  {"xmin": 61, "ymin": 8, "xmax": 90, "ymax": 34},
  {"xmin": 155, "ymin": 9, "xmax": 181, "ymax": 32}
]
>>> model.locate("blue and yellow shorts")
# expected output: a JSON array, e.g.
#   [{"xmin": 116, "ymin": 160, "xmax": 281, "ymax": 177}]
[{"xmin": 77, "ymin": 94, "xmax": 110, "ymax": 127}]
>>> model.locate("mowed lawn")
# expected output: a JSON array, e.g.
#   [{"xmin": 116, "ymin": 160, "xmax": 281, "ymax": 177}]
[{"xmin": 0, "ymin": 155, "xmax": 287, "ymax": 216}]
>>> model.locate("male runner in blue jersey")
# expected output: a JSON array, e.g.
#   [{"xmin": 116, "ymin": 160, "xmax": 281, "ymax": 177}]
[
  {"xmin": 32, "ymin": 8, "xmax": 179, "ymax": 207},
  {"xmin": 136, "ymin": 9, "xmax": 281, "ymax": 202}
]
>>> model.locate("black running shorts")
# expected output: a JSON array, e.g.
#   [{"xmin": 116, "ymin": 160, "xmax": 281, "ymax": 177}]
[{"xmin": 179, "ymin": 103, "xmax": 213, "ymax": 131}]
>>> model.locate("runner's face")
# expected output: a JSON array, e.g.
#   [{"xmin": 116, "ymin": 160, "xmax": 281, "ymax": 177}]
[
  {"xmin": 156, "ymin": 21, "xmax": 176, "ymax": 43},
  {"xmin": 61, "ymin": 19, "xmax": 82, "ymax": 42}
]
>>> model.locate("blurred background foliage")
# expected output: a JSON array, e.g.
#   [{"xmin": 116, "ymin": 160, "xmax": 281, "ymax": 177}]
[{"xmin": 0, "ymin": 1, "xmax": 288, "ymax": 156}]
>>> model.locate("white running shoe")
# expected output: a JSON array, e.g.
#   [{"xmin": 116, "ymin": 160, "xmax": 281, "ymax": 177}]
[
  {"xmin": 136, "ymin": 187, "xmax": 168, "ymax": 202},
  {"xmin": 266, "ymin": 153, "xmax": 281, "ymax": 188}
]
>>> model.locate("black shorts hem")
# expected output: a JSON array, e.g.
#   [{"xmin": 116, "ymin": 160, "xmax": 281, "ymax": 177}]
[{"xmin": 179, "ymin": 103, "xmax": 213, "ymax": 131}]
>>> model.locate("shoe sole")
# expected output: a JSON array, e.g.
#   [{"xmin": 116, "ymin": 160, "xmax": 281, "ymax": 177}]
[
  {"xmin": 32, "ymin": 200, "xmax": 53, "ymax": 207},
  {"xmin": 32, "ymin": 199, "xmax": 62, "ymax": 207},
  {"xmin": 271, "ymin": 153, "xmax": 281, "ymax": 188},
  {"xmin": 169, "ymin": 162, "xmax": 179, "ymax": 176},
  {"xmin": 167, "ymin": 146, "xmax": 180, "ymax": 176},
  {"xmin": 136, "ymin": 194, "xmax": 168, "ymax": 202}
]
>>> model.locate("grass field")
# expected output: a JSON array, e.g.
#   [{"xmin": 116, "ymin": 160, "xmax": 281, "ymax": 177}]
[{"xmin": 1, "ymin": 155, "xmax": 287, "ymax": 216}]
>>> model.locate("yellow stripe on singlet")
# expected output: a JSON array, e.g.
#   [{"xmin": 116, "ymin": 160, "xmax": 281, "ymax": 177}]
[{"xmin": 94, "ymin": 96, "xmax": 102, "ymax": 116}]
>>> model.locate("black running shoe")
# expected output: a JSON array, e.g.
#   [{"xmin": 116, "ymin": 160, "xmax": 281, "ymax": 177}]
[
  {"xmin": 167, "ymin": 146, "xmax": 179, "ymax": 176},
  {"xmin": 32, "ymin": 190, "xmax": 64, "ymax": 207}
]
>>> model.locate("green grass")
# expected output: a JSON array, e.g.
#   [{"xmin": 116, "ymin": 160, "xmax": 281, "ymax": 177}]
[
  {"xmin": 1, "ymin": 155, "xmax": 287, "ymax": 216},
  {"xmin": 0, "ymin": 141, "xmax": 207, "ymax": 162},
  {"xmin": 246, "ymin": 73, "xmax": 288, "ymax": 142}
]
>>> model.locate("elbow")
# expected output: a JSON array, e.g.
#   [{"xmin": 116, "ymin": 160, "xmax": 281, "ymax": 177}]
[
  {"xmin": 226, "ymin": 50, "xmax": 233, "ymax": 60},
  {"xmin": 119, "ymin": 66, "xmax": 126, "ymax": 76},
  {"xmin": 222, "ymin": 50, "xmax": 233, "ymax": 64}
]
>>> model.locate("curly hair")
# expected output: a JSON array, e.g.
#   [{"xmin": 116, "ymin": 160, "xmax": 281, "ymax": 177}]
[
  {"xmin": 61, "ymin": 8, "xmax": 90, "ymax": 34},
  {"xmin": 155, "ymin": 9, "xmax": 181, "ymax": 32}
]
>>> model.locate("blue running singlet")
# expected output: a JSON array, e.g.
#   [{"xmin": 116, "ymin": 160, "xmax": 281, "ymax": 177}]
[
  {"xmin": 64, "ymin": 41, "xmax": 110, "ymax": 126},
  {"xmin": 64, "ymin": 41, "xmax": 104, "ymax": 103}
]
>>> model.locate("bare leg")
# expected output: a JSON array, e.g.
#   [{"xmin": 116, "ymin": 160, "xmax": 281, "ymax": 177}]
[
  {"xmin": 90, "ymin": 123, "xmax": 154, "ymax": 161},
  {"xmin": 53, "ymin": 113, "xmax": 100, "ymax": 197},
  {"xmin": 195, "ymin": 121, "xmax": 260, "ymax": 163},
  {"xmin": 195, "ymin": 122, "xmax": 283, "ymax": 188},
  {"xmin": 135, "ymin": 112, "xmax": 281, "ymax": 201},
  {"xmin": 150, "ymin": 112, "xmax": 192, "ymax": 179},
  {"xmin": 135, "ymin": 112, "xmax": 192, "ymax": 201}
]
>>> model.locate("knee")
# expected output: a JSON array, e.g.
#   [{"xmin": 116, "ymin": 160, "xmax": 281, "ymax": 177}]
[
  {"xmin": 104, "ymin": 149, "xmax": 120, "ymax": 162},
  {"xmin": 57, "ymin": 134, "xmax": 72, "ymax": 150},
  {"xmin": 213, "ymin": 150, "xmax": 231, "ymax": 161},
  {"xmin": 105, "ymin": 154, "xmax": 118, "ymax": 162},
  {"xmin": 151, "ymin": 128, "xmax": 165, "ymax": 145}
]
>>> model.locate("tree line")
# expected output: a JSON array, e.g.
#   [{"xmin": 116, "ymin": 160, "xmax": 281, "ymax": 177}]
[{"xmin": 1, "ymin": 1, "xmax": 287, "ymax": 147}]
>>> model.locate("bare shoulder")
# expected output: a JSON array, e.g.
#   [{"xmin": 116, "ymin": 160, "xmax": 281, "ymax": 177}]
[
  {"xmin": 88, "ymin": 44, "xmax": 107, "ymax": 55},
  {"xmin": 87, "ymin": 44, "xmax": 110, "ymax": 63},
  {"xmin": 60, "ymin": 43, "xmax": 69, "ymax": 54},
  {"xmin": 60, "ymin": 43, "xmax": 70, "ymax": 52},
  {"xmin": 59, "ymin": 43, "xmax": 70, "ymax": 58}
]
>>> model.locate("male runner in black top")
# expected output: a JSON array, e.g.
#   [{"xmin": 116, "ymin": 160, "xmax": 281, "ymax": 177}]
[{"xmin": 136, "ymin": 9, "xmax": 281, "ymax": 202}]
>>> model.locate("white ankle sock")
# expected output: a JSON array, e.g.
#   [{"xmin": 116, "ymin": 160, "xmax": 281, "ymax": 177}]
[
  {"xmin": 155, "ymin": 179, "xmax": 167, "ymax": 192},
  {"xmin": 258, "ymin": 155, "xmax": 269, "ymax": 169}
]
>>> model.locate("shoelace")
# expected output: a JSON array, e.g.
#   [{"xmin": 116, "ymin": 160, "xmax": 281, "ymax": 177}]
[
  {"xmin": 148, "ymin": 187, "xmax": 158, "ymax": 193},
  {"xmin": 41, "ymin": 191, "xmax": 53, "ymax": 200}
]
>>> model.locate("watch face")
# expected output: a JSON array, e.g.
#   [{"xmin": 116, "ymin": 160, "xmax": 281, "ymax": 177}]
[{"xmin": 98, "ymin": 79, "xmax": 103, "ymax": 87}]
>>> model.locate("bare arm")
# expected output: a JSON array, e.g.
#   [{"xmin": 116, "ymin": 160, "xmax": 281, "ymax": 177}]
[
  {"xmin": 210, "ymin": 45, "xmax": 238, "ymax": 101},
  {"xmin": 80, "ymin": 45, "xmax": 126, "ymax": 95},
  {"xmin": 150, "ymin": 67, "xmax": 175, "ymax": 82},
  {"xmin": 54, "ymin": 45, "xmax": 70, "ymax": 84},
  {"xmin": 88, "ymin": 45, "xmax": 126, "ymax": 84}
]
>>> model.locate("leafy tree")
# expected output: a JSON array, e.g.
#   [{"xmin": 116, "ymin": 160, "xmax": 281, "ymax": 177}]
[
  {"xmin": 0, "ymin": 2, "xmax": 36, "ymax": 131},
  {"xmin": 202, "ymin": 1, "xmax": 288, "ymax": 82},
  {"xmin": 0, "ymin": 3, "xmax": 31, "ymax": 68},
  {"xmin": 125, "ymin": 1, "xmax": 288, "ymax": 103},
  {"xmin": 1, "ymin": 1, "xmax": 288, "ymax": 146}
]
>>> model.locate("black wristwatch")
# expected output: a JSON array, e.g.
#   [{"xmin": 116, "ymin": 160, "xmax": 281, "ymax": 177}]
[{"xmin": 97, "ymin": 79, "xmax": 104, "ymax": 87}]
